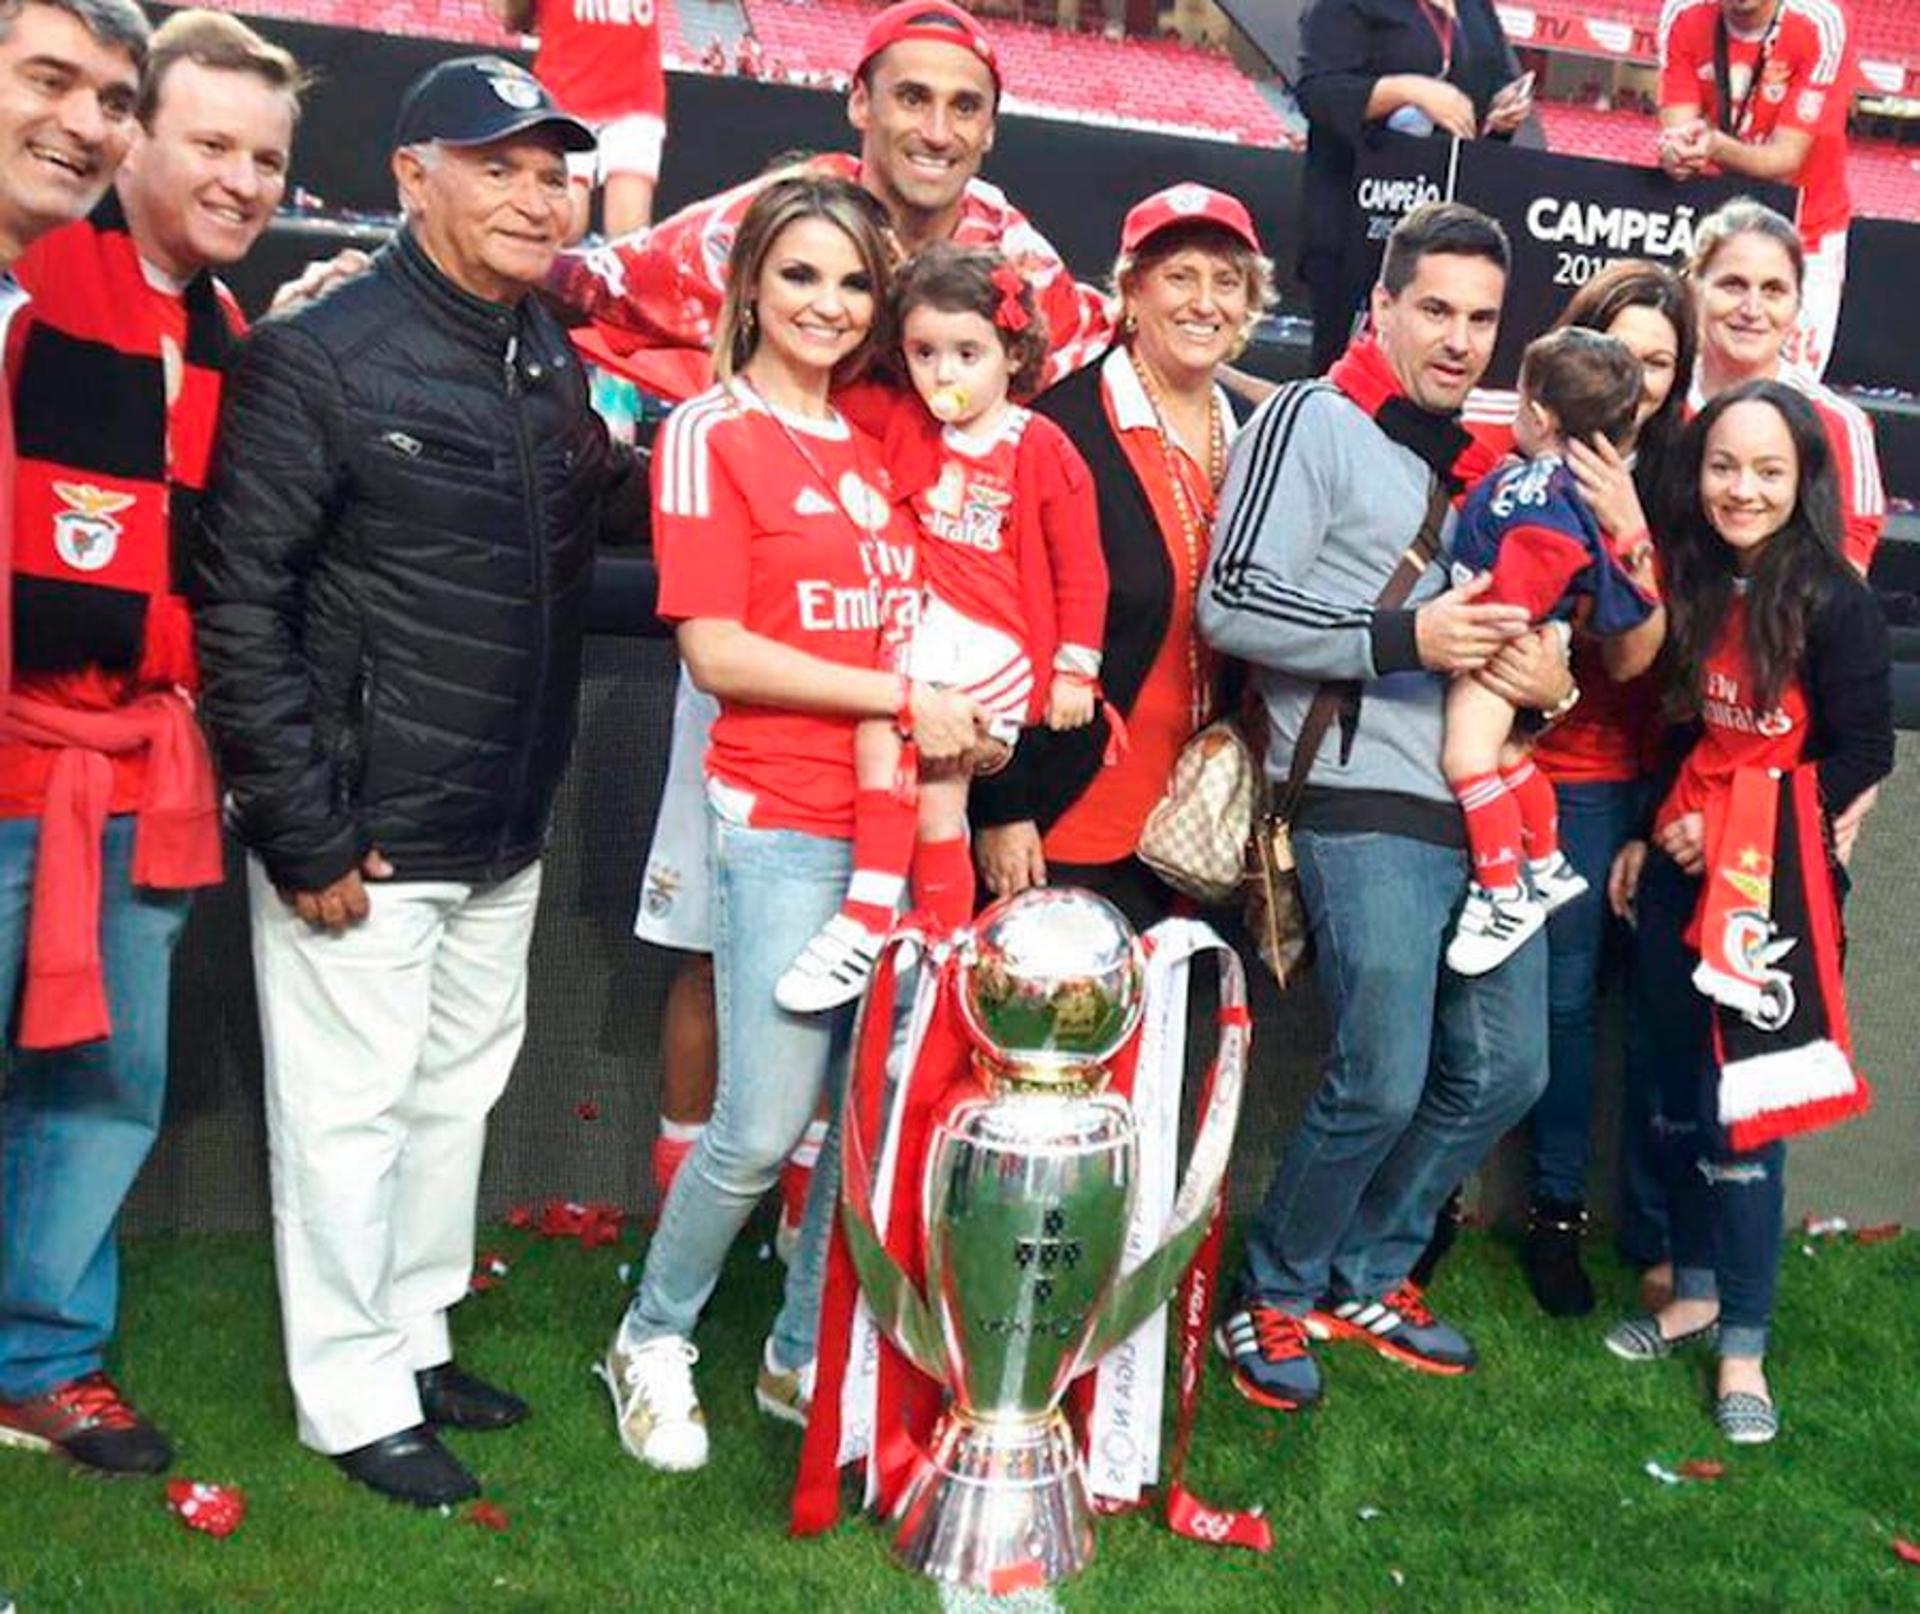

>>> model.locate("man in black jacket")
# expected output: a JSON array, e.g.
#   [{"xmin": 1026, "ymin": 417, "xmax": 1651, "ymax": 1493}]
[{"xmin": 192, "ymin": 56, "xmax": 647, "ymax": 1508}]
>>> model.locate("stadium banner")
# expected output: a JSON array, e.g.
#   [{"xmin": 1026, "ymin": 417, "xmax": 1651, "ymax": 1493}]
[{"xmin": 1349, "ymin": 137, "xmax": 1791, "ymax": 387}]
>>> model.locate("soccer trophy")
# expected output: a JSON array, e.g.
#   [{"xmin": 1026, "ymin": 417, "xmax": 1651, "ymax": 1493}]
[{"xmin": 837, "ymin": 887, "xmax": 1249, "ymax": 1589}]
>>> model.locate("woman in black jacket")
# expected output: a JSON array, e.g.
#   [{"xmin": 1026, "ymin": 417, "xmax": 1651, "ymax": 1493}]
[
  {"xmin": 1297, "ymin": 0, "xmax": 1530, "ymax": 371},
  {"xmin": 1601, "ymin": 381, "xmax": 1892, "ymax": 1447},
  {"xmin": 972, "ymin": 184, "xmax": 1272, "ymax": 931}
]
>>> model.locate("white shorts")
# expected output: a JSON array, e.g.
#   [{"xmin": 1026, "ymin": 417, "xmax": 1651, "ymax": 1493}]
[
  {"xmin": 566, "ymin": 112, "xmax": 666, "ymax": 186},
  {"xmin": 634, "ymin": 666, "xmax": 718, "ymax": 951},
  {"xmin": 903, "ymin": 592, "xmax": 1032, "ymax": 748},
  {"xmin": 1782, "ymin": 228, "xmax": 1847, "ymax": 380}
]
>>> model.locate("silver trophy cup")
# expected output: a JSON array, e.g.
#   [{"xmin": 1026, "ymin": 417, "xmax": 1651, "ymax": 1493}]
[{"xmin": 840, "ymin": 888, "xmax": 1247, "ymax": 1590}]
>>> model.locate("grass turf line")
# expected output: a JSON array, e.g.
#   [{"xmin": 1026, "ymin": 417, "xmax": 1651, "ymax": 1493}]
[{"xmin": 0, "ymin": 1226, "xmax": 1916, "ymax": 1612}]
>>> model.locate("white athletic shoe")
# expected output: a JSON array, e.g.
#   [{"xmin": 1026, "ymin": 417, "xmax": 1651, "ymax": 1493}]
[
  {"xmin": 753, "ymin": 1339, "xmax": 815, "ymax": 1429},
  {"xmin": 774, "ymin": 913, "xmax": 885, "ymax": 1014},
  {"xmin": 1528, "ymin": 852, "xmax": 1591, "ymax": 916},
  {"xmin": 1446, "ymin": 884, "xmax": 1547, "ymax": 976},
  {"xmin": 594, "ymin": 1332, "xmax": 709, "ymax": 1471}
]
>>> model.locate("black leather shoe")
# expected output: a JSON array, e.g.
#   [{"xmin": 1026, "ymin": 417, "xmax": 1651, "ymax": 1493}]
[
  {"xmin": 1409, "ymin": 1186, "xmax": 1466, "ymax": 1289},
  {"xmin": 333, "ymin": 1425, "xmax": 480, "ymax": 1507},
  {"xmin": 416, "ymin": 1363, "xmax": 529, "ymax": 1432},
  {"xmin": 1524, "ymin": 1198, "xmax": 1596, "ymax": 1317}
]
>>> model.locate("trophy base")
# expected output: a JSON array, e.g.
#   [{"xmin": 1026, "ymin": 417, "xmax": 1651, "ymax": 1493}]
[{"xmin": 890, "ymin": 1408, "xmax": 1095, "ymax": 1590}]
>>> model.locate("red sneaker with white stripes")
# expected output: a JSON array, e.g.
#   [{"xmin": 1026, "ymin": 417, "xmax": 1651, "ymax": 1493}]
[
  {"xmin": 0, "ymin": 1371, "xmax": 173, "ymax": 1474},
  {"xmin": 1306, "ymin": 1281, "xmax": 1477, "ymax": 1376}
]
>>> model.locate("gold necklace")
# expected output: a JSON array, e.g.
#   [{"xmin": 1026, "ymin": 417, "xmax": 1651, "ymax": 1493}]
[{"xmin": 1129, "ymin": 349, "xmax": 1225, "ymax": 730}]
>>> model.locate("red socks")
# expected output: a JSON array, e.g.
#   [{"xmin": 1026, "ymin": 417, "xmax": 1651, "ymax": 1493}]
[
  {"xmin": 911, "ymin": 834, "xmax": 976, "ymax": 933},
  {"xmin": 1457, "ymin": 771, "xmax": 1524, "ymax": 894},
  {"xmin": 841, "ymin": 788, "xmax": 917, "ymax": 934},
  {"xmin": 1501, "ymin": 757, "xmax": 1560, "ymax": 861}
]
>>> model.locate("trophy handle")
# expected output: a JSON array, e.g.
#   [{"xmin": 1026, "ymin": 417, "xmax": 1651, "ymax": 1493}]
[
  {"xmin": 837, "ymin": 935, "xmax": 948, "ymax": 1383},
  {"xmin": 1080, "ymin": 933, "xmax": 1249, "ymax": 1364}
]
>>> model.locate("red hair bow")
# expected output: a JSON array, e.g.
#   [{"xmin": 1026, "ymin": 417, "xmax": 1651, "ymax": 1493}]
[{"xmin": 990, "ymin": 264, "xmax": 1031, "ymax": 332}]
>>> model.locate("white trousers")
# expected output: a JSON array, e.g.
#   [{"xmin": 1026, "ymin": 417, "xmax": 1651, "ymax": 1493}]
[{"xmin": 248, "ymin": 856, "xmax": 542, "ymax": 1454}]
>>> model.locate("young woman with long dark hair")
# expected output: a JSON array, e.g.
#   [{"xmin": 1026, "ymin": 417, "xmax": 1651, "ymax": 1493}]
[{"xmin": 1602, "ymin": 380, "xmax": 1892, "ymax": 1445}]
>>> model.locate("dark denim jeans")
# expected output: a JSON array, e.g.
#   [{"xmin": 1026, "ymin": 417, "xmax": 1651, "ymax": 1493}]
[
  {"xmin": 1530, "ymin": 780, "xmax": 1667, "ymax": 1253},
  {"xmin": 1634, "ymin": 849, "xmax": 1785, "ymax": 1358},
  {"xmin": 0, "ymin": 815, "xmax": 190, "ymax": 1397},
  {"xmin": 1239, "ymin": 828, "xmax": 1550, "ymax": 1311}
]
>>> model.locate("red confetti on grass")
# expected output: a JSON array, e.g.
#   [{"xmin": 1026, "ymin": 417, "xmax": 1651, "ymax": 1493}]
[
  {"xmin": 468, "ymin": 1501, "xmax": 511, "ymax": 1532},
  {"xmin": 1678, "ymin": 1459, "xmax": 1726, "ymax": 1481},
  {"xmin": 505, "ymin": 1204, "xmax": 534, "ymax": 1229},
  {"xmin": 166, "ymin": 1480, "xmax": 246, "ymax": 1539},
  {"xmin": 1893, "ymin": 1538, "xmax": 1920, "ymax": 1568},
  {"xmin": 533, "ymin": 1198, "xmax": 626, "ymax": 1248},
  {"xmin": 575, "ymin": 1098, "xmax": 601, "ymax": 1122},
  {"xmin": 1853, "ymin": 1223, "xmax": 1903, "ymax": 1245}
]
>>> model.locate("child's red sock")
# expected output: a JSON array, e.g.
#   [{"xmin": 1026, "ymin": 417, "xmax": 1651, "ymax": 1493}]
[
  {"xmin": 1501, "ymin": 757, "xmax": 1561, "ymax": 861},
  {"xmin": 1456, "ymin": 771, "xmax": 1524, "ymax": 894},
  {"xmin": 911, "ymin": 834, "xmax": 977, "ymax": 933},
  {"xmin": 840, "ymin": 788, "xmax": 917, "ymax": 934}
]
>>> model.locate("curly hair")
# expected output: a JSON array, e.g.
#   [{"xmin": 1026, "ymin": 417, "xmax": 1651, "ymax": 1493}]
[{"xmin": 890, "ymin": 242, "xmax": 1049, "ymax": 399}]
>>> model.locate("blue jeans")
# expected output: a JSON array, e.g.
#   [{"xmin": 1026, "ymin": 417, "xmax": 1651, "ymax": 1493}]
[
  {"xmin": 1530, "ymin": 780, "xmax": 1649, "ymax": 1208},
  {"xmin": 1239, "ymin": 828, "xmax": 1550, "ymax": 1311},
  {"xmin": 1635, "ymin": 850, "xmax": 1785, "ymax": 1358},
  {"xmin": 0, "ymin": 815, "xmax": 191, "ymax": 1397},
  {"xmin": 625, "ymin": 813, "xmax": 854, "ymax": 1371}
]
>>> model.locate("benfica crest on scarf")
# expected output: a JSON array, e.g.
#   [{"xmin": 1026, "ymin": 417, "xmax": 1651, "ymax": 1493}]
[{"xmin": 1692, "ymin": 764, "xmax": 1871, "ymax": 1152}]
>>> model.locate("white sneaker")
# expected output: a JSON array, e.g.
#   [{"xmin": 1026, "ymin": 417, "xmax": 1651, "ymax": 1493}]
[
  {"xmin": 1446, "ymin": 884, "xmax": 1546, "ymax": 976},
  {"xmin": 774, "ymin": 913, "xmax": 884, "ymax": 1014},
  {"xmin": 1528, "ymin": 852, "xmax": 1590, "ymax": 916},
  {"xmin": 593, "ymin": 1332, "xmax": 709, "ymax": 1471},
  {"xmin": 752, "ymin": 1339, "xmax": 815, "ymax": 1428}
]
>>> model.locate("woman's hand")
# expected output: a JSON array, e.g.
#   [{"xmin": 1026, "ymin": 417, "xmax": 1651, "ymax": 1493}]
[
  {"xmin": 1833, "ymin": 782, "xmax": 1879, "ymax": 865},
  {"xmin": 1412, "ymin": 77, "xmax": 1479, "ymax": 139},
  {"xmin": 910, "ymin": 682, "xmax": 985, "ymax": 763},
  {"xmin": 1656, "ymin": 810, "xmax": 1707, "ymax": 875},
  {"xmin": 976, "ymin": 821, "xmax": 1047, "ymax": 900},
  {"xmin": 1566, "ymin": 434, "xmax": 1647, "ymax": 544},
  {"xmin": 1608, "ymin": 839, "xmax": 1648, "ymax": 921}
]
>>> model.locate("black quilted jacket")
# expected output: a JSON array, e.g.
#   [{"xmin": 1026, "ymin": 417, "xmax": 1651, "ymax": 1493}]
[{"xmin": 192, "ymin": 229, "xmax": 646, "ymax": 890}]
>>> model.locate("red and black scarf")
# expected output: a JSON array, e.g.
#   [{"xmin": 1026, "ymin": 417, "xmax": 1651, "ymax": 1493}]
[
  {"xmin": 8, "ymin": 191, "xmax": 242, "ymax": 687},
  {"xmin": 1691, "ymin": 764, "xmax": 1870, "ymax": 1151},
  {"xmin": 1326, "ymin": 332, "xmax": 1499, "ymax": 494}
]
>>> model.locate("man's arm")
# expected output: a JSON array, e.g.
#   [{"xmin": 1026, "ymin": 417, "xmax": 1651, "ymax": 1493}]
[
  {"xmin": 1198, "ymin": 391, "xmax": 1528, "ymax": 681},
  {"xmin": 1702, "ymin": 124, "xmax": 1815, "ymax": 181},
  {"xmin": 190, "ymin": 322, "xmax": 363, "ymax": 893}
]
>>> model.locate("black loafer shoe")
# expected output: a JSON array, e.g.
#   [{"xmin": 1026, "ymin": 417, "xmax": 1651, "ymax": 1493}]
[
  {"xmin": 333, "ymin": 1425, "xmax": 480, "ymax": 1507},
  {"xmin": 416, "ymin": 1363, "xmax": 529, "ymax": 1432}
]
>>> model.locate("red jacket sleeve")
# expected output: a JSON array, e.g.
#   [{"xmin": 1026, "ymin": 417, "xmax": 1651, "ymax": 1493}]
[{"xmin": 1029, "ymin": 417, "xmax": 1107, "ymax": 666}]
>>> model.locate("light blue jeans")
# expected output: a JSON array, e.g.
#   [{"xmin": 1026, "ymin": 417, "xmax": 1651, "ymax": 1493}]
[
  {"xmin": 624, "ymin": 813, "xmax": 854, "ymax": 1371},
  {"xmin": 0, "ymin": 815, "xmax": 191, "ymax": 1397}
]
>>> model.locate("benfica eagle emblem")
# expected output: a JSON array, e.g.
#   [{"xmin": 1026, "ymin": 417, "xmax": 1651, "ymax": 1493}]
[{"xmin": 52, "ymin": 481, "xmax": 136, "ymax": 573}]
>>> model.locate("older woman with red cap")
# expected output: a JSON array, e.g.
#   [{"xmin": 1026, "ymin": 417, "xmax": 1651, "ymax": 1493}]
[{"xmin": 973, "ymin": 184, "xmax": 1275, "ymax": 929}]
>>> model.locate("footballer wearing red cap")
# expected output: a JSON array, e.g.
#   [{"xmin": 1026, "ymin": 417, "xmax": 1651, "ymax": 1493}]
[{"xmin": 854, "ymin": 0, "xmax": 1000, "ymax": 93}]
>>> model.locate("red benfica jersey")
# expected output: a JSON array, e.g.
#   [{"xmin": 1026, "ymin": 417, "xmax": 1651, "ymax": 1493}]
[
  {"xmin": 556, "ymin": 152, "xmax": 1115, "ymax": 402},
  {"xmin": 1656, "ymin": 594, "xmax": 1809, "ymax": 833},
  {"xmin": 652, "ymin": 381, "xmax": 919, "ymax": 836},
  {"xmin": 1781, "ymin": 366, "xmax": 1885, "ymax": 570},
  {"xmin": 1659, "ymin": 0, "xmax": 1857, "ymax": 242},
  {"xmin": 531, "ymin": 0, "xmax": 665, "ymax": 125}
]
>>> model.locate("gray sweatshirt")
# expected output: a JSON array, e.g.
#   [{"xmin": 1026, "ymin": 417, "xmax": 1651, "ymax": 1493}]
[{"xmin": 1199, "ymin": 381, "xmax": 1463, "ymax": 841}]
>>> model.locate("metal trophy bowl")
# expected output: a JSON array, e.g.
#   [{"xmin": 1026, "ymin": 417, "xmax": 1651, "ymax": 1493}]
[{"xmin": 838, "ymin": 888, "xmax": 1246, "ymax": 1591}]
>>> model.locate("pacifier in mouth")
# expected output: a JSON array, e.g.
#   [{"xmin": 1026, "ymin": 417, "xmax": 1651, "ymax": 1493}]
[{"xmin": 928, "ymin": 385, "xmax": 970, "ymax": 423}]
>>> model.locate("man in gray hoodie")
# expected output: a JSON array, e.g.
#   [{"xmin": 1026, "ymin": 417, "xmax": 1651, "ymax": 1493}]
[{"xmin": 1200, "ymin": 202, "xmax": 1574, "ymax": 1412}]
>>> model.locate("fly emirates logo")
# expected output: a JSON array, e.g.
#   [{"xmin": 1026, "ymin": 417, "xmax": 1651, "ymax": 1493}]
[
  {"xmin": 793, "ymin": 474, "xmax": 920, "ymax": 634},
  {"xmin": 1703, "ymin": 668, "xmax": 1793, "ymax": 739}
]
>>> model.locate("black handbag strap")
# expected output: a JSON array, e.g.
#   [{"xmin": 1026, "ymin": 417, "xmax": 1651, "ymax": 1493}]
[{"xmin": 1275, "ymin": 476, "xmax": 1452, "ymax": 821}]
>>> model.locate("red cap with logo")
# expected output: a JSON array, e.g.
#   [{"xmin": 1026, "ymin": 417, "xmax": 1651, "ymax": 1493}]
[
  {"xmin": 1120, "ymin": 183, "xmax": 1263, "ymax": 256},
  {"xmin": 854, "ymin": 0, "xmax": 1001, "ymax": 92}
]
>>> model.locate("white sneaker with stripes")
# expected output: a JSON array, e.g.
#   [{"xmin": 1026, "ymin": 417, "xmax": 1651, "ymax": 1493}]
[
  {"xmin": 1446, "ymin": 883, "xmax": 1546, "ymax": 976},
  {"xmin": 1527, "ymin": 852, "xmax": 1590, "ymax": 916},
  {"xmin": 774, "ymin": 913, "xmax": 885, "ymax": 1014}
]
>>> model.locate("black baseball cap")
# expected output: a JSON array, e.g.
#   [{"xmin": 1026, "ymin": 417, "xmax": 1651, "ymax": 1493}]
[{"xmin": 393, "ymin": 56, "xmax": 595, "ymax": 152}]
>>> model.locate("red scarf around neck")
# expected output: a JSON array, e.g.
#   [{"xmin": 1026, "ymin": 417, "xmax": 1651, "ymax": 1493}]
[{"xmin": 1326, "ymin": 333, "xmax": 1499, "ymax": 493}]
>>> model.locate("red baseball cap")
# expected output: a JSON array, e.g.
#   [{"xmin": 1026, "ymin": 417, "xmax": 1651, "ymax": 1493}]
[
  {"xmin": 1120, "ymin": 183, "xmax": 1263, "ymax": 256},
  {"xmin": 854, "ymin": 0, "xmax": 1001, "ymax": 92}
]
